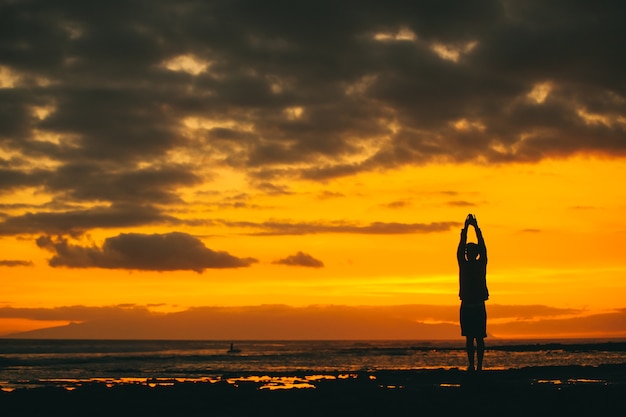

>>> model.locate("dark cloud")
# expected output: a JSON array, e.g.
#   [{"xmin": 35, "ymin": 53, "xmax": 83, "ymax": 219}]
[
  {"xmin": 317, "ymin": 191, "xmax": 345, "ymax": 199},
  {"xmin": 0, "ymin": 166, "xmax": 49, "ymax": 192},
  {"xmin": 0, "ymin": 259, "xmax": 33, "ymax": 267},
  {"xmin": 274, "ymin": 251, "xmax": 324, "ymax": 268},
  {"xmin": 223, "ymin": 220, "xmax": 460, "ymax": 235},
  {"xmin": 0, "ymin": 0, "xmax": 624, "ymax": 232},
  {"xmin": 383, "ymin": 200, "xmax": 411, "ymax": 209},
  {"xmin": 44, "ymin": 163, "xmax": 201, "ymax": 205},
  {"xmin": 446, "ymin": 200, "xmax": 476, "ymax": 207},
  {"xmin": 36, "ymin": 232, "xmax": 257, "ymax": 272},
  {"xmin": 0, "ymin": 204, "xmax": 177, "ymax": 236},
  {"xmin": 254, "ymin": 182, "xmax": 293, "ymax": 196}
]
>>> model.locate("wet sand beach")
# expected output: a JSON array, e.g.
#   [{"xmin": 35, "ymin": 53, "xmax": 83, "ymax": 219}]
[{"xmin": 1, "ymin": 364, "xmax": 625, "ymax": 417}]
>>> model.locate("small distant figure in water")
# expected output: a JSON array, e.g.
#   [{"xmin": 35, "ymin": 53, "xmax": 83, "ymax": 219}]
[
  {"xmin": 457, "ymin": 214, "xmax": 489, "ymax": 371},
  {"xmin": 227, "ymin": 343, "xmax": 241, "ymax": 354}
]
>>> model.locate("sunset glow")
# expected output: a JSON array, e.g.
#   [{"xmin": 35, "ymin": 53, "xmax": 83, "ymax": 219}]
[{"xmin": 0, "ymin": 1, "xmax": 625, "ymax": 339}]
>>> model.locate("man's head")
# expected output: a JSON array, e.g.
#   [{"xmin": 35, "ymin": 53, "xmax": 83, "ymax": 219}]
[{"xmin": 465, "ymin": 242, "xmax": 480, "ymax": 261}]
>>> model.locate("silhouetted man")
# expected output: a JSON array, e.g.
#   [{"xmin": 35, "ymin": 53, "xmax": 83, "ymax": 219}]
[{"xmin": 457, "ymin": 214, "xmax": 488, "ymax": 371}]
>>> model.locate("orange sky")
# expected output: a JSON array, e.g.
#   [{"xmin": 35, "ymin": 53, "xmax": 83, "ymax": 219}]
[
  {"xmin": 1, "ymin": 156, "xmax": 625, "ymax": 339},
  {"xmin": 0, "ymin": 1, "xmax": 625, "ymax": 339}
]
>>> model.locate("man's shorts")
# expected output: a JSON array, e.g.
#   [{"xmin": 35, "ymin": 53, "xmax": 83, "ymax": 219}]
[{"xmin": 460, "ymin": 301, "xmax": 487, "ymax": 338}]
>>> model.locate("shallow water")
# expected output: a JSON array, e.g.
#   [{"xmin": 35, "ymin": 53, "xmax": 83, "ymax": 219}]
[{"xmin": 1, "ymin": 339, "xmax": 625, "ymax": 390}]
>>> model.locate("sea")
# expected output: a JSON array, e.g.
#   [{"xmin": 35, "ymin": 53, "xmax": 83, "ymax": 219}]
[{"xmin": 1, "ymin": 338, "xmax": 625, "ymax": 391}]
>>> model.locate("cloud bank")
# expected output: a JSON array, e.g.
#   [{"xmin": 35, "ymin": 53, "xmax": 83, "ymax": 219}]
[
  {"xmin": 1, "ymin": 0, "xmax": 625, "ymax": 268},
  {"xmin": 2, "ymin": 304, "xmax": 624, "ymax": 340},
  {"xmin": 36, "ymin": 232, "xmax": 257, "ymax": 272},
  {"xmin": 0, "ymin": 259, "xmax": 33, "ymax": 267},
  {"xmin": 274, "ymin": 251, "xmax": 324, "ymax": 268},
  {"xmin": 224, "ymin": 220, "xmax": 460, "ymax": 236},
  {"xmin": 1, "ymin": 2, "xmax": 624, "ymax": 197}
]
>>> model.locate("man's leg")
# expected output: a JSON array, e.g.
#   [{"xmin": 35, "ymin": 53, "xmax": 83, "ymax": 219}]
[
  {"xmin": 476, "ymin": 337, "xmax": 485, "ymax": 371},
  {"xmin": 465, "ymin": 336, "xmax": 475, "ymax": 371}
]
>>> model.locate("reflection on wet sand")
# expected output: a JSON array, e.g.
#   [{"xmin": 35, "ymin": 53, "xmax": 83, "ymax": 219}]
[
  {"xmin": 1, "ymin": 369, "xmax": 615, "ymax": 393},
  {"xmin": 1, "ymin": 373, "xmax": 363, "ymax": 391},
  {"xmin": 535, "ymin": 378, "xmax": 607, "ymax": 386}
]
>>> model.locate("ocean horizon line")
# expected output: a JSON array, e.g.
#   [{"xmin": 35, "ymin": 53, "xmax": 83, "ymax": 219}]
[{"xmin": 1, "ymin": 336, "xmax": 625, "ymax": 346}]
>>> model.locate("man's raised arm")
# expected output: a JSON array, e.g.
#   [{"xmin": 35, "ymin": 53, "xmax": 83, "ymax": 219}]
[
  {"xmin": 474, "ymin": 218, "xmax": 487, "ymax": 262},
  {"xmin": 457, "ymin": 218, "xmax": 469, "ymax": 264}
]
